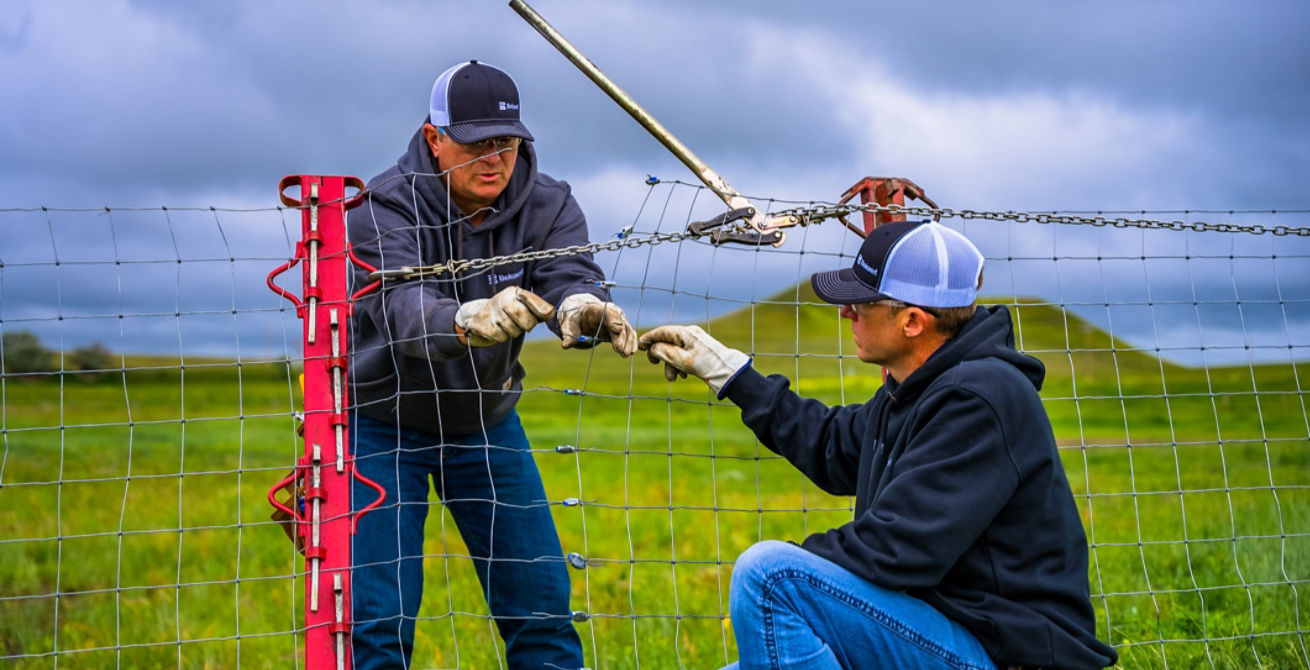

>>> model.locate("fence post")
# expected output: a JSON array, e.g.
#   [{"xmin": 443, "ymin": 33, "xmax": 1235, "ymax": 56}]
[{"xmin": 267, "ymin": 175, "xmax": 383, "ymax": 670}]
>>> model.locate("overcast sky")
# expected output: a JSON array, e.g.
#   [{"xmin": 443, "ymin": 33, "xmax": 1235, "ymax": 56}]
[{"xmin": 2, "ymin": 1, "xmax": 1308, "ymax": 366}]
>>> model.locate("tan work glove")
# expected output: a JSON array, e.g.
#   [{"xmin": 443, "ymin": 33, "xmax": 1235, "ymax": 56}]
[
  {"xmin": 558, "ymin": 293, "xmax": 637, "ymax": 357},
  {"xmin": 637, "ymin": 325, "xmax": 750, "ymax": 396},
  {"xmin": 269, "ymin": 473, "xmax": 306, "ymax": 555},
  {"xmin": 454, "ymin": 286, "xmax": 555, "ymax": 347}
]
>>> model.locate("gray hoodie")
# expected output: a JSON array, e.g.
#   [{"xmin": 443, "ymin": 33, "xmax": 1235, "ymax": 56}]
[{"xmin": 347, "ymin": 127, "xmax": 609, "ymax": 436}]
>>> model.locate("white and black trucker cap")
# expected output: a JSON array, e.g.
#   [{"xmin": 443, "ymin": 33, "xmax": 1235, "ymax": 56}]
[
  {"xmin": 811, "ymin": 221, "xmax": 984, "ymax": 308},
  {"xmin": 429, "ymin": 60, "xmax": 534, "ymax": 144}
]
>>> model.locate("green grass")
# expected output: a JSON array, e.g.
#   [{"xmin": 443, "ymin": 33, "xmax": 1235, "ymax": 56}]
[
  {"xmin": 2, "ymin": 288, "xmax": 1308, "ymax": 668},
  {"xmin": 1, "ymin": 360, "xmax": 304, "ymax": 669}
]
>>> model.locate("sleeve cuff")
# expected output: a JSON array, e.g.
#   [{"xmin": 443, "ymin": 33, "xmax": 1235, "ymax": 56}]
[
  {"xmin": 428, "ymin": 303, "xmax": 469, "ymax": 359},
  {"xmin": 717, "ymin": 360, "xmax": 762, "ymax": 400}
]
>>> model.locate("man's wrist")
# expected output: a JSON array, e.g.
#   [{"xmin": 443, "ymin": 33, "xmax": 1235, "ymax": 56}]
[
  {"xmin": 429, "ymin": 303, "xmax": 471, "ymax": 358},
  {"xmin": 718, "ymin": 359, "xmax": 753, "ymax": 398},
  {"xmin": 718, "ymin": 364, "xmax": 766, "ymax": 403}
]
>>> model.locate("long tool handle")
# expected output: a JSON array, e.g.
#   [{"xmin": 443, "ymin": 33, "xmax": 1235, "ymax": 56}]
[{"xmin": 509, "ymin": 0, "xmax": 782, "ymax": 244}]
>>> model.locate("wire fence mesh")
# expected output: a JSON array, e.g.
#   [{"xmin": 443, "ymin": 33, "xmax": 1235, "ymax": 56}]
[{"xmin": 2, "ymin": 181, "xmax": 1308, "ymax": 668}]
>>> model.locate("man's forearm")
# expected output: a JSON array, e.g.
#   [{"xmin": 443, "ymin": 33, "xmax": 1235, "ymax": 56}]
[{"xmin": 724, "ymin": 367, "xmax": 864, "ymax": 496}]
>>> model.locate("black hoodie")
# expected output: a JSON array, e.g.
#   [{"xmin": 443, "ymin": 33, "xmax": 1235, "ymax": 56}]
[
  {"xmin": 347, "ymin": 128, "xmax": 609, "ymax": 436},
  {"xmin": 722, "ymin": 306, "xmax": 1117, "ymax": 669}
]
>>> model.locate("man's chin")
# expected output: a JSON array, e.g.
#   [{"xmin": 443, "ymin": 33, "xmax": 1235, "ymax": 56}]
[
  {"xmin": 857, "ymin": 352, "xmax": 883, "ymax": 366},
  {"xmin": 476, "ymin": 181, "xmax": 507, "ymax": 196}
]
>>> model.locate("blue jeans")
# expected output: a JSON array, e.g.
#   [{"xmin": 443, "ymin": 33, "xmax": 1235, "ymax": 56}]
[
  {"xmin": 350, "ymin": 411, "xmax": 583, "ymax": 670},
  {"xmin": 724, "ymin": 541, "xmax": 995, "ymax": 670}
]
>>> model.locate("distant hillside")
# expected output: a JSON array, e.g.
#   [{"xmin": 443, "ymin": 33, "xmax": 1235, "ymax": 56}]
[
  {"xmin": 25, "ymin": 283, "xmax": 1299, "ymax": 443},
  {"xmin": 523, "ymin": 281, "xmax": 1160, "ymax": 393},
  {"xmin": 521, "ymin": 282, "xmax": 1308, "ymax": 442}
]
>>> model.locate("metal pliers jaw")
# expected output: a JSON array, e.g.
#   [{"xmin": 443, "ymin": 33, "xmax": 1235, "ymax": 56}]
[{"xmin": 686, "ymin": 207, "xmax": 785, "ymax": 246}]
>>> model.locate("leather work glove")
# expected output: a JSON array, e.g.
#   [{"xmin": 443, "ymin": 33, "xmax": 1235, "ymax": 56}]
[
  {"xmin": 454, "ymin": 286, "xmax": 556, "ymax": 347},
  {"xmin": 558, "ymin": 293, "xmax": 638, "ymax": 357},
  {"xmin": 269, "ymin": 473, "xmax": 306, "ymax": 555},
  {"xmin": 637, "ymin": 325, "xmax": 750, "ymax": 396}
]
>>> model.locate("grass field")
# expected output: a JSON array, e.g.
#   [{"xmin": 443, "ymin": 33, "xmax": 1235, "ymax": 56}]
[{"xmin": 2, "ymin": 285, "xmax": 1308, "ymax": 668}]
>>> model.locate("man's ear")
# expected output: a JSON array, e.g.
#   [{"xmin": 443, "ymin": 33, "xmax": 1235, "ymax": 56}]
[
  {"xmin": 422, "ymin": 123, "xmax": 442, "ymax": 159},
  {"xmin": 903, "ymin": 307, "xmax": 931, "ymax": 338}
]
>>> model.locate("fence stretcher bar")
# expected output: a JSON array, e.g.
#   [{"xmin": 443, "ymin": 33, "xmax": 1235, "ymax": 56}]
[{"xmin": 267, "ymin": 175, "xmax": 385, "ymax": 670}]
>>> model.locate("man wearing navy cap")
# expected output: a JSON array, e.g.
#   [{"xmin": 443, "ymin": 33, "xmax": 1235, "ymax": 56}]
[
  {"xmin": 348, "ymin": 60, "xmax": 634, "ymax": 669},
  {"xmin": 639, "ymin": 222, "xmax": 1117, "ymax": 669}
]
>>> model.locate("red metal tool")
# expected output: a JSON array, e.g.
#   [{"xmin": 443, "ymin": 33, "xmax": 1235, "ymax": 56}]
[
  {"xmin": 266, "ymin": 175, "xmax": 384, "ymax": 670},
  {"xmin": 837, "ymin": 176, "xmax": 940, "ymax": 236}
]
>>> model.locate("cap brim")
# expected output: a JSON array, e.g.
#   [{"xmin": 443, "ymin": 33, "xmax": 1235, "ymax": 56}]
[
  {"xmin": 444, "ymin": 119, "xmax": 534, "ymax": 143},
  {"xmin": 810, "ymin": 268, "xmax": 891, "ymax": 305}
]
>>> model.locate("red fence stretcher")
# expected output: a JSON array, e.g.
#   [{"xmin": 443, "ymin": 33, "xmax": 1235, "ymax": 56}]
[
  {"xmin": 267, "ymin": 175, "xmax": 385, "ymax": 670},
  {"xmin": 837, "ymin": 176, "xmax": 940, "ymax": 236}
]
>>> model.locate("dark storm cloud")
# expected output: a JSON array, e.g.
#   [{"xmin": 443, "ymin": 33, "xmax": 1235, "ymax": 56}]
[
  {"xmin": 3, "ymin": 1, "xmax": 1305, "ymax": 205},
  {"xmin": 648, "ymin": 1, "xmax": 1310, "ymax": 122}
]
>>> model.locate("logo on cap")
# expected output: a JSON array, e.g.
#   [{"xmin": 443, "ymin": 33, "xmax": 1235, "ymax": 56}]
[
  {"xmin": 855, "ymin": 255, "xmax": 879, "ymax": 278},
  {"xmin": 498, "ymin": 101, "xmax": 519, "ymax": 111}
]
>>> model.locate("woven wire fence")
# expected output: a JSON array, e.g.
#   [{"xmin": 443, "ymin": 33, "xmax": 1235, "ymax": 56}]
[{"xmin": 1, "ymin": 181, "xmax": 1308, "ymax": 669}]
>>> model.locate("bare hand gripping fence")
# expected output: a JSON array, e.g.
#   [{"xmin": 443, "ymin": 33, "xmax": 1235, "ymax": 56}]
[{"xmin": 266, "ymin": 175, "xmax": 386, "ymax": 670}]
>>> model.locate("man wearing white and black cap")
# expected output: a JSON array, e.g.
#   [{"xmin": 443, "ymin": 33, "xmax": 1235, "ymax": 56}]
[
  {"xmin": 639, "ymin": 221, "xmax": 1117, "ymax": 669},
  {"xmin": 347, "ymin": 60, "xmax": 635, "ymax": 669}
]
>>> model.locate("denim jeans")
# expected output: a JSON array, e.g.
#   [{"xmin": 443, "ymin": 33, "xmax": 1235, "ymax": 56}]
[
  {"xmin": 350, "ymin": 411, "xmax": 583, "ymax": 670},
  {"xmin": 724, "ymin": 541, "xmax": 995, "ymax": 670}
]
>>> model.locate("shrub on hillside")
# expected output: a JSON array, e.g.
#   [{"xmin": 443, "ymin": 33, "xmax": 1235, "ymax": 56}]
[
  {"xmin": 1, "ymin": 330, "xmax": 56, "ymax": 375},
  {"xmin": 69, "ymin": 342, "xmax": 113, "ymax": 371}
]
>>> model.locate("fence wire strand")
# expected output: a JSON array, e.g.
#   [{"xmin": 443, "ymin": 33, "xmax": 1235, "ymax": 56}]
[{"xmin": 1, "ymin": 180, "xmax": 1308, "ymax": 668}]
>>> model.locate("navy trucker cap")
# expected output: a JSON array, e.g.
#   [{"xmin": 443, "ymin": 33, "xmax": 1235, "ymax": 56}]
[
  {"xmin": 429, "ymin": 60, "xmax": 534, "ymax": 144},
  {"xmin": 811, "ymin": 220, "xmax": 984, "ymax": 308}
]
